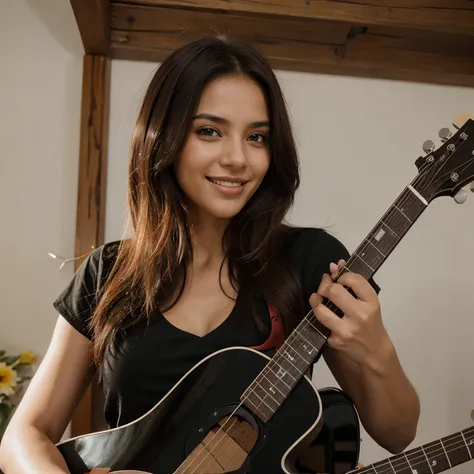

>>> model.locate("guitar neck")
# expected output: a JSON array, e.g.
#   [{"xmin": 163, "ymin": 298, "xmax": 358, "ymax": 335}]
[
  {"xmin": 357, "ymin": 426, "xmax": 474, "ymax": 474},
  {"xmin": 242, "ymin": 182, "xmax": 429, "ymax": 422}
]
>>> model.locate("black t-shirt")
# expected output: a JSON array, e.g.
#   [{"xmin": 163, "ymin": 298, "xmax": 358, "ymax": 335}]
[{"xmin": 53, "ymin": 227, "xmax": 380, "ymax": 428}]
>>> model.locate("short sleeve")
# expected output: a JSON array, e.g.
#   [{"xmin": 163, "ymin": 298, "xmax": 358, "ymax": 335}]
[
  {"xmin": 52, "ymin": 242, "xmax": 119, "ymax": 340},
  {"xmin": 291, "ymin": 228, "xmax": 381, "ymax": 302}
]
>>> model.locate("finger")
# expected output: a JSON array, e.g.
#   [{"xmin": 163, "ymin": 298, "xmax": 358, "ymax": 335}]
[
  {"xmin": 315, "ymin": 273, "xmax": 333, "ymax": 296},
  {"xmin": 312, "ymin": 301, "xmax": 344, "ymax": 333},
  {"xmin": 322, "ymin": 281, "xmax": 359, "ymax": 316},
  {"xmin": 309, "ymin": 292, "xmax": 323, "ymax": 308},
  {"xmin": 337, "ymin": 272, "xmax": 376, "ymax": 302},
  {"xmin": 329, "ymin": 259, "xmax": 346, "ymax": 280}
]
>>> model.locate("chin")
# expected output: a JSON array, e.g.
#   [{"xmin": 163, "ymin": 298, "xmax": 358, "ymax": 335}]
[{"xmin": 205, "ymin": 203, "xmax": 246, "ymax": 220}]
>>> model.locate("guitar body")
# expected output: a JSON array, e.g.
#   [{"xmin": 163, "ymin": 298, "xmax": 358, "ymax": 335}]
[
  {"xmin": 58, "ymin": 347, "xmax": 359, "ymax": 474},
  {"xmin": 295, "ymin": 387, "xmax": 360, "ymax": 474}
]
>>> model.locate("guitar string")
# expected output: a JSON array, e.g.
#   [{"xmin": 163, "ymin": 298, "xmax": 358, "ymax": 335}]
[
  {"xmin": 178, "ymin": 144, "xmax": 469, "ymax": 474},
  {"xmin": 187, "ymin": 416, "xmax": 474, "ymax": 474},
  {"xmin": 353, "ymin": 426, "xmax": 474, "ymax": 474},
  {"xmin": 241, "ymin": 183, "xmax": 423, "ymax": 389},
  {"xmin": 176, "ymin": 170, "xmax": 433, "ymax": 474},
  {"xmin": 238, "ymin": 175, "xmax": 429, "ymax": 401},
  {"xmin": 177, "ymin": 174, "xmax": 431, "ymax": 474}
]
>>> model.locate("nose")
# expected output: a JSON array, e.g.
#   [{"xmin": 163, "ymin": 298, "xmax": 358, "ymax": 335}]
[{"xmin": 220, "ymin": 137, "xmax": 247, "ymax": 169}]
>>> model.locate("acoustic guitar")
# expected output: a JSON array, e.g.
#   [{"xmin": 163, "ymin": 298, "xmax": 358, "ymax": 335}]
[
  {"xmin": 69, "ymin": 388, "xmax": 474, "ymax": 474},
  {"xmin": 56, "ymin": 113, "xmax": 474, "ymax": 473}
]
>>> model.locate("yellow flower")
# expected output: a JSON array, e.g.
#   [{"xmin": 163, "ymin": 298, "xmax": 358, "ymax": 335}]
[
  {"xmin": 19, "ymin": 351, "xmax": 36, "ymax": 365},
  {"xmin": 0, "ymin": 362, "xmax": 17, "ymax": 396}
]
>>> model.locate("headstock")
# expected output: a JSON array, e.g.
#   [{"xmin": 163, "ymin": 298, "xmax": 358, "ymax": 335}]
[{"xmin": 415, "ymin": 112, "xmax": 474, "ymax": 204}]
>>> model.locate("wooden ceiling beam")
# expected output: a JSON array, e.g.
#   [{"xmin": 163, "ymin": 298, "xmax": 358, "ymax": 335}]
[
  {"xmin": 70, "ymin": 0, "xmax": 111, "ymax": 55},
  {"xmin": 115, "ymin": 0, "xmax": 474, "ymax": 36},
  {"xmin": 110, "ymin": 4, "xmax": 474, "ymax": 88}
]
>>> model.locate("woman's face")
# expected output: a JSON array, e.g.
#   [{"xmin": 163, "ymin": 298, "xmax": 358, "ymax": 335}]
[{"xmin": 175, "ymin": 75, "xmax": 271, "ymax": 223}]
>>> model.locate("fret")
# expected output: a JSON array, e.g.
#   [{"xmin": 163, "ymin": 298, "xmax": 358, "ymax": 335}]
[
  {"xmin": 439, "ymin": 438, "xmax": 452, "ymax": 468},
  {"xmin": 436, "ymin": 432, "xmax": 470, "ymax": 468},
  {"xmin": 281, "ymin": 345, "xmax": 307, "ymax": 373},
  {"xmin": 371, "ymin": 460, "xmax": 394, "ymax": 474},
  {"xmin": 406, "ymin": 448, "xmax": 431, "ymax": 474},
  {"xmin": 243, "ymin": 184, "xmax": 431, "ymax": 423},
  {"xmin": 292, "ymin": 327, "xmax": 317, "ymax": 353},
  {"xmin": 260, "ymin": 369, "xmax": 291, "ymax": 397},
  {"xmin": 242, "ymin": 390, "xmax": 274, "ymax": 422},
  {"xmin": 274, "ymin": 346, "xmax": 304, "ymax": 377},
  {"xmin": 388, "ymin": 206, "xmax": 413, "ymax": 235},
  {"xmin": 250, "ymin": 382, "xmax": 279, "ymax": 411},
  {"xmin": 295, "ymin": 322, "xmax": 321, "ymax": 349},
  {"xmin": 395, "ymin": 188, "xmax": 428, "ymax": 222},
  {"xmin": 393, "ymin": 204, "xmax": 413, "ymax": 223},
  {"xmin": 354, "ymin": 429, "xmax": 474, "ymax": 474},
  {"xmin": 380, "ymin": 219, "xmax": 401, "ymax": 240},
  {"xmin": 422, "ymin": 440, "xmax": 448, "ymax": 473},
  {"xmin": 364, "ymin": 237, "xmax": 387, "ymax": 257},
  {"xmin": 352, "ymin": 252, "xmax": 375, "ymax": 274},
  {"xmin": 357, "ymin": 242, "xmax": 386, "ymax": 269},
  {"xmin": 364, "ymin": 223, "xmax": 399, "ymax": 264},
  {"xmin": 387, "ymin": 453, "xmax": 413, "ymax": 474},
  {"xmin": 420, "ymin": 446, "xmax": 435, "ymax": 474},
  {"xmin": 270, "ymin": 362, "xmax": 296, "ymax": 387},
  {"xmin": 304, "ymin": 314, "xmax": 330, "ymax": 340},
  {"xmin": 461, "ymin": 427, "xmax": 474, "ymax": 458}
]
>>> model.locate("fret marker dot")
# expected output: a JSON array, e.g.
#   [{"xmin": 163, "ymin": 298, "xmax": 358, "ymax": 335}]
[
  {"xmin": 431, "ymin": 460, "xmax": 437, "ymax": 467},
  {"xmin": 374, "ymin": 228, "xmax": 385, "ymax": 241}
]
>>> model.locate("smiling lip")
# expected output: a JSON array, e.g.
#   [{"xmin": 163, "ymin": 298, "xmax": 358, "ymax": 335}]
[{"xmin": 206, "ymin": 176, "xmax": 248, "ymax": 195}]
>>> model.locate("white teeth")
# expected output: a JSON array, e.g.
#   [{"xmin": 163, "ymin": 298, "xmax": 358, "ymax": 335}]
[{"xmin": 209, "ymin": 179, "xmax": 243, "ymax": 187}]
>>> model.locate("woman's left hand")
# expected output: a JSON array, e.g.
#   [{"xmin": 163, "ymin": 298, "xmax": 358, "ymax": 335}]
[{"xmin": 309, "ymin": 259, "xmax": 393, "ymax": 372}]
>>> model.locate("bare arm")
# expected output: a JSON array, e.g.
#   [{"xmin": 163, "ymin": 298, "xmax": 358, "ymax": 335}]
[
  {"xmin": 0, "ymin": 316, "xmax": 95, "ymax": 473},
  {"xmin": 311, "ymin": 262, "xmax": 420, "ymax": 454},
  {"xmin": 323, "ymin": 341, "xmax": 420, "ymax": 453}
]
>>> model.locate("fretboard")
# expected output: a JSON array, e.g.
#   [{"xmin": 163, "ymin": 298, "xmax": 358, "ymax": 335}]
[
  {"xmin": 242, "ymin": 184, "xmax": 429, "ymax": 422},
  {"xmin": 356, "ymin": 426, "xmax": 474, "ymax": 474}
]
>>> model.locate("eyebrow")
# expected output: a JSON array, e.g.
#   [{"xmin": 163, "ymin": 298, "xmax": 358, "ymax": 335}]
[{"xmin": 192, "ymin": 113, "xmax": 269, "ymax": 128}]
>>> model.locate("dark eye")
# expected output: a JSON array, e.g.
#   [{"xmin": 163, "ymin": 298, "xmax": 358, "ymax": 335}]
[
  {"xmin": 248, "ymin": 133, "xmax": 267, "ymax": 143},
  {"xmin": 197, "ymin": 126, "xmax": 220, "ymax": 137}
]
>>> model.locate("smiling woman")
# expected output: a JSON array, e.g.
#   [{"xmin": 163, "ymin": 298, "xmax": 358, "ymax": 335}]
[
  {"xmin": 0, "ymin": 35, "xmax": 419, "ymax": 473},
  {"xmin": 175, "ymin": 76, "xmax": 271, "ymax": 221}
]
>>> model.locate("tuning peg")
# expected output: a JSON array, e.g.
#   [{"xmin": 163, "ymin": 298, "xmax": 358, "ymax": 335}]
[
  {"xmin": 454, "ymin": 189, "xmax": 468, "ymax": 204},
  {"xmin": 422, "ymin": 140, "xmax": 435, "ymax": 154},
  {"xmin": 439, "ymin": 127, "xmax": 452, "ymax": 142}
]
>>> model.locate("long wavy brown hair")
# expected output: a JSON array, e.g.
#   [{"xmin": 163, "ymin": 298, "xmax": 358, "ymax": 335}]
[{"xmin": 91, "ymin": 36, "xmax": 305, "ymax": 366}]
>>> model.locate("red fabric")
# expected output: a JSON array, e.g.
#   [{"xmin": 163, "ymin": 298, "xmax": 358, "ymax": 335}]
[{"xmin": 250, "ymin": 303, "xmax": 285, "ymax": 351}]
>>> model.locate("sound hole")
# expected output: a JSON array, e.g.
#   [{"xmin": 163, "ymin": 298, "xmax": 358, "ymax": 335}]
[{"xmin": 176, "ymin": 415, "xmax": 258, "ymax": 473}]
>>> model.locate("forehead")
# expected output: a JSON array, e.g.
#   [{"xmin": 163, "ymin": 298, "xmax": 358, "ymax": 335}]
[{"xmin": 196, "ymin": 75, "xmax": 269, "ymax": 123}]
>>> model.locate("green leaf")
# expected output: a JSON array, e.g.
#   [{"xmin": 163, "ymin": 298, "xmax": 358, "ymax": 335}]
[{"xmin": 0, "ymin": 350, "xmax": 5, "ymax": 357}]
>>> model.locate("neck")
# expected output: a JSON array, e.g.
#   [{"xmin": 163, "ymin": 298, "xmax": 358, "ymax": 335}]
[
  {"xmin": 188, "ymin": 211, "xmax": 229, "ymax": 268},
  {"xmin": 355, "ymin": 425, "xmax": 474, "ymax": 474}
]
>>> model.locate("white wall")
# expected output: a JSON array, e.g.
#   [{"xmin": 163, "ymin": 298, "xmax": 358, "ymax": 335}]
[
  {"xmin": 0, "ymin": 0, "xmax": 83, "ymax": 436},
  {"xmin": 107, "ymin": 59, "xmax": 474, "ymax": 471}
]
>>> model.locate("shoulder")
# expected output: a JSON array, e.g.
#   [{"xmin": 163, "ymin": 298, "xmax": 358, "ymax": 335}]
[
  {"xmin": 69, "ymin": 240, "xmax": 122, "ymax": 291},
  {"xmin": 284, "ymin": 226, "xmax": 380, "ymax": 296},
  {"xmin": 289, "ymin": 226, "xmax": 350, "ymax": 265},
  {"xmin": 285, "ymin": 226, "xmax": 350, "ymax": 280},
  {"xmin": 52, "ymin": 240, "xmax": 122, "ymax": 339}
]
